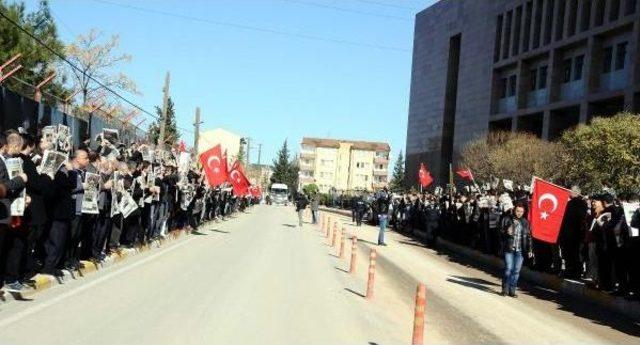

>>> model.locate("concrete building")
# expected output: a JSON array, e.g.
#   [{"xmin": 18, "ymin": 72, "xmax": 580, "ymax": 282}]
[
  {"xmin": 197, "ymin": 128, "xmax": 242, "ymax": 164},
  {"xmin": 246, "ymin": 164, "xmax": 273, "ymax": 191},
  {"xmin": 406, "ymin": 0, "xmax": 640, "ymax": 185},
  {"xmin": 298, "ymin": 137, "xmax": 390, "ymax": 193}
]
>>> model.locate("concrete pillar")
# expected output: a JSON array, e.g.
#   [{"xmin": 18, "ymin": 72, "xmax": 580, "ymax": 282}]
[
  {"xmin": 516, "ymin": 60, "xmax": 531, "ymax": 109},
  {"xmin": 502, "ymin": 10, "xmax": 512, "ymax": 59},
  {"xmin": 519, "ymin": 4, "xmax": 530, "ymax": 53},
  {"xmin": 530, "ymin": 0, "xmax": 541, "ymax": 48},
  {"xmin": 548, "ymin": 48, "xmax": 563, "ymax": 102},
  {"xmin": 550, "ymin": 0, "xmax": 562, "ymax": 42},
  {"xmin": 541, "ymin": 0, "xmax": 551, "ymax": 44},
  {"xmin": 563, "ymin": 0, "xmax": 572, "ymax": 38},
  {"xmin": 576, "ymin": 0, "xmax": 586, "ymax": 32},
  {"xmin": 542, "ymin": 110, "xmax": 552, "ymax": 140},
  {"xmin": 584, "ymin": 36, "xmax": 601, "ymax": 94},
  {"xmin": 579, "ymin": 100, "xmax": 590, "ymax": 123},
  {"xmin": 625, "ymin": 20, "xmax": 640, "ymax": 111}
]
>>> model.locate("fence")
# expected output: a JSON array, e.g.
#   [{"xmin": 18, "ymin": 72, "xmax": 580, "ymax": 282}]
[{"xmin": 0, "ymin": 86, "xmax": 146, "ymax": 147}]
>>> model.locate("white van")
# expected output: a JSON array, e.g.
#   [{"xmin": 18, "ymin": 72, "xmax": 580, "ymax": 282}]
[{"xmin": 269, "ymin": 183, "xmax": 289, "ymax": 206}]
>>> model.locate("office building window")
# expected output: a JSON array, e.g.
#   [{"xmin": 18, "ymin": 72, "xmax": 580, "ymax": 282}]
[
  {"xmin": 603, "ymin": 46, "xmax": 613, "ymax": 73},
  {"xmin": 508, "ymin": 75, "xmax": 517, "ymax": 96},
  {"xmin": 625, "ymin": 0, "xmax": 637, "ymax": 15},
  {"xmin": 500, "ymin": 77, "xmax": 508, "ymax": 98},
  {"xmin": 610, "ymin": 0, "xmax": 621, "ymax": 21},
  {"xmin": 530, "ymin": 69, "xmax": 538, "ymax": 90},
  {"xmin": 563, "ymin": 58, "xmax": 573, "ymax": 83},
  {"xmin": 615, "ymin": 42, "xmax": 628, "ymax": 70},
  {"xmin": 573, "ymin": 55, "xmax": 584, "ymax": 81},
  {"xmin": 538, "ymin": 66, "xmax": 548, "ymax": 89}
]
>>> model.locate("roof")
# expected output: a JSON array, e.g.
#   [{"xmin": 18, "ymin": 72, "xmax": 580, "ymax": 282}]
[{"xmin": 301, "ymin": 137, "xmax": 390, "ymax": 152}]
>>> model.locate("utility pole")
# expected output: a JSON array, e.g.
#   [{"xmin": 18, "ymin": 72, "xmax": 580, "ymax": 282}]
[
  {"xmin": 257, "ymin": 143, "xmax": 262, "ymax": 166},
  {"xmin": 158, "ymin": 71, "xmax": 170, "ymax": 150},
  {"xmin": 246, "ymin": 137, "xmax": 251, "ymax": 166},
  {"xmin": 193, "ymin": 107, "xmax": 201, "ymax": 156}
]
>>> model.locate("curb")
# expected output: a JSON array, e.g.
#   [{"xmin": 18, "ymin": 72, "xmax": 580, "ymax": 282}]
[
  {"xmin": 319, "ymin": 207, "xmax": 640, "ymax": 321},
  {"xmin": 2, "ymin": 228, "xmax": 194, "ymax": 301}
]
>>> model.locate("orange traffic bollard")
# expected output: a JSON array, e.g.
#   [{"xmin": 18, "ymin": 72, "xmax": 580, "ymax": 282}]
[
  {"xmin": 349, "ymin": 236, "xmax": 358, "ymax": 274},
  {"xmin": 339, "ymin": 228, "xmax": 346, "ymax": 258},
  {"xmin": 331, "ymin": 224, "xmax": 338, "ymax": 247},
  {"xmin": 365, "ymin": 249, "xmax": 377, "ymax": 300},
  {"xmin": 412, "ymin": 283, "xmax": 427, "ymax": 345},
  {"xmin": 325, "ymin": 217, "xmax": 331, "ymax": 238}
]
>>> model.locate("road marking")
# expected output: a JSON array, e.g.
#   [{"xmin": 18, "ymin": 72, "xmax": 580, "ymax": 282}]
[{"xmin": 0, "ymin": 236, "xmax": 197, "ymax": 328}]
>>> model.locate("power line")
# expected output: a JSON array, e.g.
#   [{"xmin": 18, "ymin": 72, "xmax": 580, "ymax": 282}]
[
  {"xmin": 89, "ymin": 0, "xmax": 411, "ymax": 53},
  {"xmin": 281, "ymin": 0, "xmax": 412, "ymax": 21},
  {"xmin": 0, "ymin": 8, "xmax": 195, "ymax": 135}
]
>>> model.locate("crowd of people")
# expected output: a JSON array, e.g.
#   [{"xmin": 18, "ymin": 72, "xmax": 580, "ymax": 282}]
[
  {"xmin": 0, "ymin": 127, "xmax": 259, "ymax": 293},
  {"xmin": 382, "ymin": 186, "xmax": 640, "ymax": 299}
]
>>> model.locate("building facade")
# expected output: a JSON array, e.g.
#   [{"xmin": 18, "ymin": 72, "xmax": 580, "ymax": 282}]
[
  {"xmin": 406, "ymin": 0, "xmax": 640, "ymax": 185},
  {"xmin": 298, "ymin": 138, "xmax": 390, "ymax": 193}
]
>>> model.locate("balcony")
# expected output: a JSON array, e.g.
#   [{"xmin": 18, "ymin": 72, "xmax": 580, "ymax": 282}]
[
  {"xmin": 498, "ymin": 96, "xmax": 516, "ymax": 114},
  {"xmin": 560, "ymin": 80, "xmax": 585, "ymax": 101},
  {"xmin": 599, "ymin": 70, "xmax": 628, "ymax": 92},
  {"xmin": 300, "ymin": 150, "xmax": 315, "ymax": 159},
  {"xmin": 373, "ymin": 169, "xmax": 388, "ymax": 176},
  {"xmin": 374, "ymin": 156, "xmax": 389, "ymax": 164},
  {"xmin": 527, "ymin": 88, "xmax": 549, "ymax": 108}
]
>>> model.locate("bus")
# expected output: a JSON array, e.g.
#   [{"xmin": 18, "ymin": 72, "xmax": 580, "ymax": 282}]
[{"xmin": 269, "ymin": 183, "xmax": 289, "ymax": 206}]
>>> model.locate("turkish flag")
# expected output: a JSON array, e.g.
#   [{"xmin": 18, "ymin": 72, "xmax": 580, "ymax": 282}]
[
  {"xmin": 456, "ymin": 168, "xmax": 474, "ymax": 181},
  {"xmin": 199, "ymin": 144, "xmax": 227, "ymax": 187},
  {"xmin": 229, "ymin": 160, "xmax": 251, "ymax": 195},
  {"xmin": 250, "ymin": 186, "xmax": 262, "ymax": 198},
  {"xmin": 529, "ymin": 177, "xmax": 571, "ymax": 244},
  {"xmin": 418, "ymin": 163, "xmax": 433, "ymax": 188}
]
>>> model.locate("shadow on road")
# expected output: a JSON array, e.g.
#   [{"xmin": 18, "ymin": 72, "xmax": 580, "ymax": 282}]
[
  {"xmin": 344, "ymin": 287, "xmax": 365, "ymax": 298},
  {"xmin": 282, "ymin": 224, "xmax": 297, "ymax": 228},
  {"xmin": 398, "ymin": 240, "xmax": 426, "ymax": 248},
  {"xmin": 334, "ymin": 266, "xmax": 349, "ymax": 274},
  {"xmin": 191, "ymin": 231, "xmax": 208, "ymax": 236},
  {"xmin": 446, "ymin": 277, "xmax": 502, "ymax": 296},
  {"xmin": 450, "ymin": 275, "xmax": 500, "ymax": 287},
  {"xmin": 398, "ymin": 229, "xmax": 640, "ymax": 337},
  {"xmin": 209, "ymin": 229, "xmax": 230, "ymax": 234}
]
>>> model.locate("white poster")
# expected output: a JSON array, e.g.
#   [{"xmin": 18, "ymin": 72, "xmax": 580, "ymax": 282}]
[
  {"xmin": 119, "ymin": 191, "xmax": 138, "ymax": 218},
  {"xmin": 6, "ymin": 158, "xmax": 25, "ymax": 216},
  {"xmin": 81, "ymin": 172, "xmax": 101, "ymax": 214},
  {"xmin": 39, "ymin": 150, "xmax": 67, "ymax": 177},
  {"xmin": 622, "ymin": 202, "xmax": 640, "ymax": 237},
  {"xmin": 503, "ymin": 179, "xmax": 514, "ymax": 191}
]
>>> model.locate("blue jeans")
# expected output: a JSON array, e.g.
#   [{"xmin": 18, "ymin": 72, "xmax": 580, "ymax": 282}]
[
  {"xmin": 312, "ymin": 210, "xmax": 318, "ymax": 224},
  {"xmin": 503, "ymin": 251, "xmax": 524, "ymax": 293},
  {"xmin": 378, "ymin": 215, "xmax": 388, "ymax": 244}
]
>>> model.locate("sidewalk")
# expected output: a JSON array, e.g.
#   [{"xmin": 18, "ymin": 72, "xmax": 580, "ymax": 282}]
[
  {"xmin": 0, "ymin": 226, "xmax": 196, "ymax": 303},
  {"xmin": 320, "ymin": 206, "xmax": 640, "ymax": 323}
]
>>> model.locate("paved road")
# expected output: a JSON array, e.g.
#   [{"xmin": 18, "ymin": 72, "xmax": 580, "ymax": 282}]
[
  {"xmin": 0, "ymin": 205, "xmax": 638, "ymax": 345},
  {"xmin": 0, "ymin": 206, "xmax": 408, "ymax": 345}
]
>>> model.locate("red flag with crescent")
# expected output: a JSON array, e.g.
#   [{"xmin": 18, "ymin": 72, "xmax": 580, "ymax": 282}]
[
  {"xmin": 456, "ymin": 168, "xmax": 474, "ymax": 181},
  {"xmin": 199, "ymin": 144, "xmax": 227, "ymax": 187},
  {"xmin": 418, "ymin": 163, "xmax": 433, "ymax": 188},
  {"xmin": 229, "ymin": 160, "xmax": 251, "ymax": 195},
  {"xmin": 529, "ymin": 177, "xmax": 571, "ymax": 244}
]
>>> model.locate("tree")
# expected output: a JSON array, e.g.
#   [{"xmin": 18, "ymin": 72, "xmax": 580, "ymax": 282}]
[
  {"xmin": 64, "ymin": 28, "xmax": 139, "ymax": 105},
  {"xmin": 148, "ymin": 97, "xmax": 179, "ymax": 147},
  {"xmin": 461, "ymin": 131, "xmax": 566, "ymax": 186},
  {"xmin": 237, "ymin": 139, "xmax": 246, "ymax": 164},
  {"xmin": 271, "ymin": 140, "xmax": 299, "ymax": 193},
  {"xmin": 389, "ymin": 150, "xmax": 405, "ymax": 192},
  {"xmin": 303, "ymin": 183, "xmax": 319, "ymax": 196},
  {"xmin": 0, "ymin": 0, "xmax": 69, "ymax": 100},
  {"xmin": 561, "ymin": 113, "xmax": 640, "ymax": 196}
]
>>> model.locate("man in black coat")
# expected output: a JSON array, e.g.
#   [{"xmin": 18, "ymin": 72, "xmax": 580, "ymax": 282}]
[
  {"xmin": 558, "ymin": 186, "xmax": 588, "ymax": 279},
  {"xmin": 0, "ymin": 131, "xmax": 28, "ymax": 290}
]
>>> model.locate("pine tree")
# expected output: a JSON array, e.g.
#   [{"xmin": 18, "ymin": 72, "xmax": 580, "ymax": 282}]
[
  {"xmin": 148, "ymin": 97, "xmax": 179, "ymax": 147},
  {"xmin": 390, "ymin": 150, "xmax": 405, "ymax": 192},
  {"xmin": 271, "ymin": 140, "xmax": 299, "ymax": 192}
]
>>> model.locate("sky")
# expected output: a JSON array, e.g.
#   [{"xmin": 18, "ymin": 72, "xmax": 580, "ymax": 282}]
[{"xmin": 24, "ymin": 0, "xmax": 438, "ymax": 164}]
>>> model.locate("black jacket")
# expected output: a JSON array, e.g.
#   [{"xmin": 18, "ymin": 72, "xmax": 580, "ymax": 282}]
[
  {"xmin": 51, "ymin": 167, "xmax": 77, "ymax": 221},
  {"xmin": 20, "ymin": 153, "xmax": 53, "ymax": 226},
  {"xmin": 500, "ymin": 216, "xmax": 533, "ymax": 254},
  {"xmin": 558, "ymin": 197, "xmax": 588, "ymax": 245},
  {"xmin": 0, "ymin": 155, "xmax": 27, "ymax": 224}
]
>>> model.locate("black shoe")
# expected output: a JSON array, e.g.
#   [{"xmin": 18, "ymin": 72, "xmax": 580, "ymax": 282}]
[
  {"xmin": 378, "ymin": 243, "xmax": 387, "ymax": 246},
  {"xmin": 508, "ymin": 292, "xmax": 518, "ymax": 298}
]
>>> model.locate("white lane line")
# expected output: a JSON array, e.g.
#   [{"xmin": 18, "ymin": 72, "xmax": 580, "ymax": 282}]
[{"xmin": 0, "ymin": 236, "xmax": 197, "ymax": 328}]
